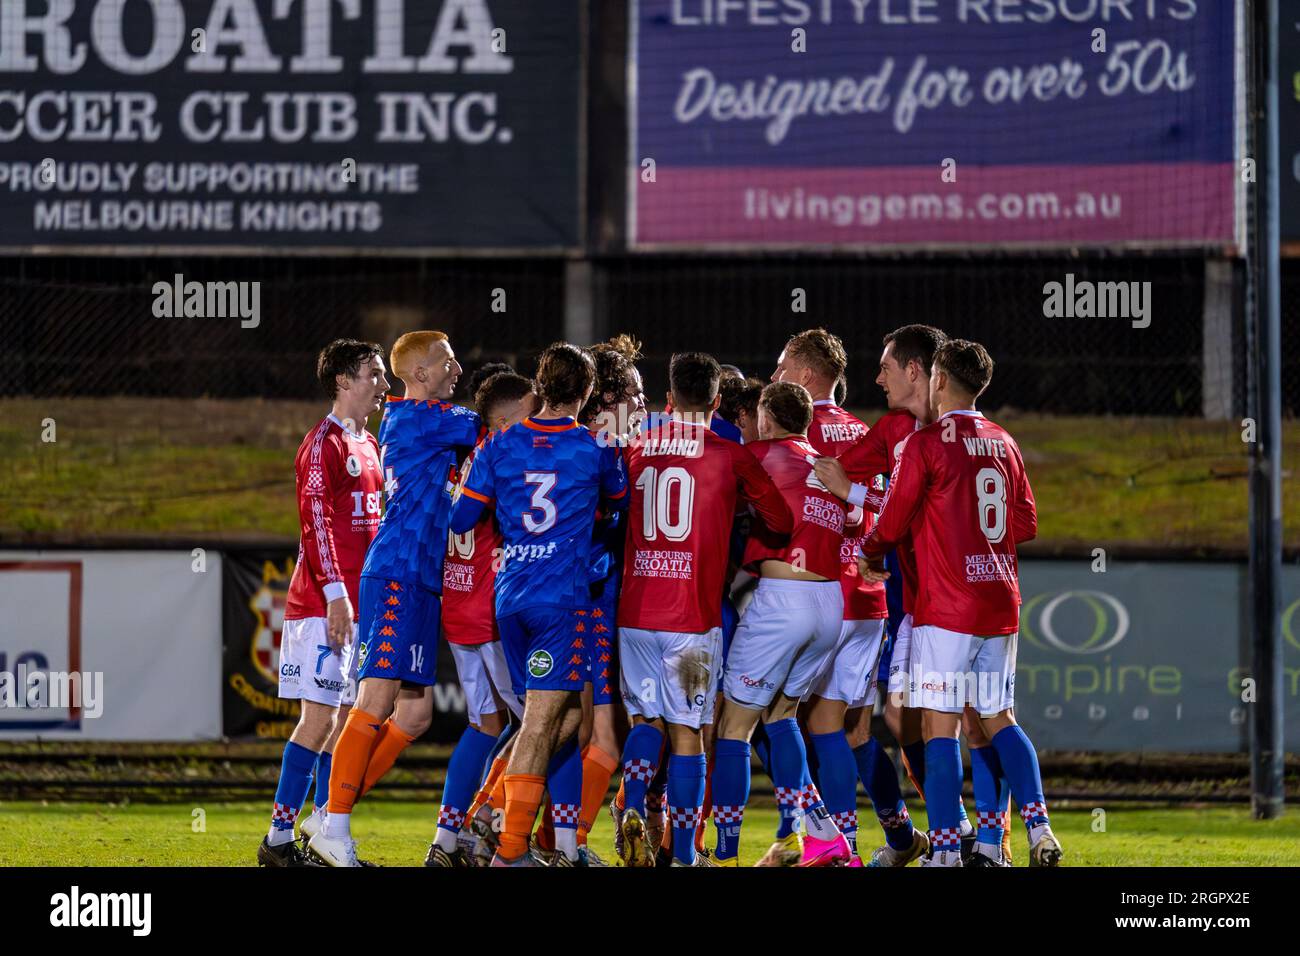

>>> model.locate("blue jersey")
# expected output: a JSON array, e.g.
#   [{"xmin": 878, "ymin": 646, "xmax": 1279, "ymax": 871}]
[
  {"xmin": 459, "ymin": 416, "xmax": 628, "ymax": 618},
  {"xmin": 362, "ymin": 396, "xmax": 480, "ymax": 592}
]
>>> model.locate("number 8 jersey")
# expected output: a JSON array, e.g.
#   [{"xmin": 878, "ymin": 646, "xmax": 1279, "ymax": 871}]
[{"xmin": 862, "ymin": 410, "xmax": 1037, "ymax": 636}]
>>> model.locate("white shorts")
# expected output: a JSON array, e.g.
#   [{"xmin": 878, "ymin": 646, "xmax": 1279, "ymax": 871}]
[
  {"xmin": 723, "ymin": 578, "xmax": 843, "ymax": 710},
  {"xmin": 887, "ymin": 613, "xmax": 914, "ymax": 697},
  {"xmin": 450, "ymin": 641, "xmax": 523, "ymax": 724},
  {"xmin": 619, "ymin": 627, "xmax": 723, "ymax": 730},
  {"xmin": 808, "ymin": 618, "xmax": 887, "ymax": 708},
  {"xmin": 279, "ymin": 617, "xmax": 358, "ymax": 708},
  {"xmin": 908, "ymin": 625, "xmax": 1017, "ymax": 717}
]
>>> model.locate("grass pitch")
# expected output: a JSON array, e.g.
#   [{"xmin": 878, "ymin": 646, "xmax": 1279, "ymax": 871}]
[{"xmin": 1, "ymin": 801, "xmax": 1297, "ymax": 867}]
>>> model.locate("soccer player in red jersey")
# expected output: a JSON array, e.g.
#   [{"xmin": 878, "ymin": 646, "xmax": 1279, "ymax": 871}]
[
  {"xmin": 771, "ymin": 329, "xmax": 890, "ymax": 864},
  {"xmin": 614, "ymin": 352, "xmax": 793, "ymax": 867},
  {"xmin": 859, "ymin": 339, "xmax": 1062, "ymax": 868},
  {"xmin": 711, "ymin": 382, "xmax": 853, "ymax": 867},
  {"xmin": 258, "ymin": 339, "xmax": 388, "ymax": 867},
  {"xmin": 427, "ymin": 370, "xmax": 538, "ymax": 867}
]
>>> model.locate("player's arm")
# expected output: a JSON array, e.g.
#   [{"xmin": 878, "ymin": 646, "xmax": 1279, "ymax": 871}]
[
  {"xmin": 860, "ymin": 437, "xmax": 926, "ymax": 556},
  {"xmin": 1010, "ymin": 442, "xmax": 1038, "ymax": 544},
  {"xmin": 450, "ymin": 442, "xmax": 493, "ymax": 534},
  {"xmin": 732, "ymin": 443, "xmax": 793, "ymax": 534},
  {"xmin": 297, "ymin": 435, "xmax": 352, "ymax": 648},
  {"xmin": 599, "ymin": 446, "xmax": 630, "ymax": 512}
]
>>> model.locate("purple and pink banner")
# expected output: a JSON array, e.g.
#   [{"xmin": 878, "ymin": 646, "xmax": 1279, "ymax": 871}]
[{"xmin": 630, "ymin": 0, "xmax": 1238, "ymax": 249}]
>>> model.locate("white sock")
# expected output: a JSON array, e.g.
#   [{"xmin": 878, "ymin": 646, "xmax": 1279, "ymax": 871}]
[
  {"xmin": 958, "ymin": 818, "xmax": 975, "ymax": 838},
  {"xmin": 934, "ymin": 849, "xmax": 962, "ymax": 867},
  {"xmin": 805, "ymin": 808, "xmax": 841, "ymax": 842},
  {"xmin": 1028, "ymin": 822, "xmax": 1050, "ymax": 847},
  {"xmin": 433, "ymin": 826, "xmax": 458, "ymax": 852},
  {"xmin": 324, "ymin": 811, "xmax": 351, "ymax": 840},
  {"xmin": 975, "ymin": 841, "xmax": 1003, "ymax": 862},
  {"xmin": 267, "ymin": 825, "xmax": 296, "ymax": 847},
  {"xmin": 556, "ymin": 827, "xmax": 578, "ymax": 861}
]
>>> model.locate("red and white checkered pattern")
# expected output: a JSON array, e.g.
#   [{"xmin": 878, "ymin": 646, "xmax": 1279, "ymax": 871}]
[
  {"xmin": 437, "ymin": 806, "xmax": 466, "ymax": 831},
  {"xmin": 552, "ymin": 803, "xmax": 580, "ymax": 827},
  {"xmin": 832, "ymin": 810, "xmax": 858, "ymax": 833},
  {"xmin": 646, "ymin": 791, "xmax": 666, "ymax": 813},
  {"xmin": 929, "ymin": 826, "xmax": 962, "ymax": 849},
  {"xmin": 623, "ymin": 758, "xmax": 655, "ymax": 783},
  {"xmin": 773, "ymin": 785, "xmax": 801, "ymax": 808},
  {"xmin": 271, "ymin": 802, "xmax": 298, "ymax": 828},
  {"xmin": 798, "ymin": 783, "xmax": 823, "ymax": 810},
  {"xmin": 877, "ymin": 806, "xmax": 911, "ymax": 830},
  {"xmin": 977, "ymin": 809, "xmax": 1009, "ymax": 831},
  {"xmin": 713, "ymin": 805, "xmax": 744, "ymax": 825},
  {"xmin": 1020, "ymin": 801, "xmax": 1049, "ymax": 827},
  {"xmin": 669, "ymin": 805, "xmax": 702, "ymax": 829}
]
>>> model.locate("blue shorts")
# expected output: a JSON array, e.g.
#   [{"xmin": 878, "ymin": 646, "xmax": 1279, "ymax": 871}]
[
  {"xmin": 578, "ymin": 585, "xmax": 618, "ymax": 707},
  {"xmin": 356, "ymin": 575, "xmax": 440, "ymax": 685},
  {"xmin": 498, "ymin": 605, "xmax": 586, "ymax": 695}
]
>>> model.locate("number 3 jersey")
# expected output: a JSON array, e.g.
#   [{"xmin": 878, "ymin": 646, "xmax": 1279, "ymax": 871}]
[
  {"xmin": 285, "ymin": 415, "xmax": 383, "ymax": 621},
  {"xmin": 459, "ymin": 417, "xmax": 628, "ymax": 619},
  {"xmin": 361, "ymin": 396, "xmax": 481, "ymax": 593},
  {"xmin": 861, "ymin": 410, "xmax": 1037, "ymax": 635}
]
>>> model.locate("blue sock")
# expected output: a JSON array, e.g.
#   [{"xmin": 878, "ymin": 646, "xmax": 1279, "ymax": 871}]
[
  {"xmin": 711, "ymin": 738, "xmax": 751, "ymax": 860},
  {"xmin": 902, "ymin": 740, "xmax": 926, "ymax": 794},
  {"xmin": 751, "ymin": 723, "xmax": 773, "ymax": 779},
  {"xmin": 647, "ymin": 751, "xmax": 669, "ymax": 818},
  {"xmin": 312, "ymin": 751, "xmax": 332, "ymax": 812},
  {"xmin": 269, "ymin": 740, "xmax": 318, "ymax": 843},
  {"xmin": 766, "ymin": 718, "xmax": 809, "ymax": 839},
  {"xmin": 854, "ymin": 739, "xmax": 914, "ymax": 852},
  {"xmin": 547, "ymin": 735, "xmax": 583, "ymax": 831},
  {"xmin": 957, "ymin": 793, "xmax": 972, "ymax": 834},
  {"xmin": 810, "ymin": 731, "xmax": 858, "ymax": 848},
  {"xmin": 805, "ymin": 729, "xmax": 822, "ymax": 790},
  {"xmin": 923, "ymin": 738, "xmax": 962, "ymax": 853},
  {"xmin": 667, "ymin": 753, "xmax": 707, "ymax": 865},
  {"xmin": 619, "ymin": 723, "xmax": 664, "ymax": 819},
  {"xmin": 991, "ymin": 725, "xmax": 1049, "ymax": 832},
  {"xmin": 970, "ymin": 745, "xmax": 1006, "ymax": 848},
  {"xmin": 439, "ymin": 726, "xmax": 497, "ymax": 833}
]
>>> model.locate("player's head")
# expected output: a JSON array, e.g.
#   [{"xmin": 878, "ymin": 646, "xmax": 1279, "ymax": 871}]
[
  {"xmin": 390, "ymin": 330, "xmax": 461, "ymax": 401},
  {"xmin": 719, "ymin": 363, "xmax": 744, "ymax": 382},
  {"xmin": 583, "ymin": 336, "xmax": 646, "ymax": 439},
  {"xmin": 757, "ymin": 381, "xmax": 814, "ymax": 440},
  {"xmin": 930, "ymin": 338, "xmax": 994, "ymax": 413},
  {"xmin": 317, "ymin": 338, "xmax": 388, "ymax": 420},
  {"xmin": 668, "ymin": 351, "xmax": 722, "ymax": 416},
  {"xmin": 719, "ymin": 376, "xmax": 764, "ymax": 443},
  {"xmin": 535, "ymin": 341, "xmax": 596, "ymax": 412},
  {"xmin": 466, "ymin": 361, "xmax": 514, "ymax": 402},
  {"xmin": 772, "ymin": 328, "xmax": 848, "ymax": 398},
  {"xmin": 475, "ymin": 371, "xmax": 538, "ymax": 433},
  {"xmin": 878, "ymin": 324, "xmax": 946, "ymax": 410}
]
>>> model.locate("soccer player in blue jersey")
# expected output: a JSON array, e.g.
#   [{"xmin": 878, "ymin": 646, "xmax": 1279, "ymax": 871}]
[
  {"xmin": 309, "ymin": 330, "xmax": 480, "ymax": 867},
  {"xmin": 450, "ymin": 342, "xmax": 628, "ymax": 867}
]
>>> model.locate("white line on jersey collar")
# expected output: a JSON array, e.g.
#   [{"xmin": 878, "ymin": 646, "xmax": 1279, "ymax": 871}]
[
  {"xmin": 328, "ymin": 413, "xmax": 367, "ymax": 440},
  {"xmin": 812, "ymin": 399, "xmax": 838, "ymax": 407},
  {"xmin": 938, "ymin": 409, "xmax": 984, "ymax": 420}
]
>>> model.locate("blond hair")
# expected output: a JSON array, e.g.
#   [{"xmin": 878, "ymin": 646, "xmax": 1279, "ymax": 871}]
[{"xmin": 390, "ymin": 330, "xmax": 448, "ymax": 382}]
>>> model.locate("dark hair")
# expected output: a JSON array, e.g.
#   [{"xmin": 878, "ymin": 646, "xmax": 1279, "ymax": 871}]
[
  {"xmin": 785, "ymin": 327, "xmax": 848, "ymax": 382},
  {"xmin": 833, "ymin": 375, "xmax": 847, "ymax": 406},
  {"xmin": 475, "ymin": 371, "xmax": 535, "ymax": 420},
  {"xmin": 759, "ymin": 381, "xmax": 814, "ymax": 435},
  {"xmin": 467, "ymin": 362, "xmax": 514, "ymax": 401},
  {"xmin": 535, "ymin": 341, "xmax": 596, "ymax": 408},
  {"xmin": 593, "ymin": 333, "xmax": 643, "ymax": 364},
  {"xmin": 718, "ymin": 376, "xmax": 764, "ymax": 425},
  {"xmin": 317, "ymin": 338, "xmax": 383, "ymax": 399},
  {"xmin": 933, "ymin": 339, "xmax": 994, "ymax": 398},
  {"xmin": 669, "ymin": 352, "xmax": 722, "ymax": 411},
  {"xmin": 883, "ymin": 324, "xmax": 947, "ymax": 376},
  {"xmin": 580, "ymin": 344, "xmax": 641, "ymax": 425},
  {"xmin": 719, "ymin": 364, "xmax": 744, "ymax": 381}
]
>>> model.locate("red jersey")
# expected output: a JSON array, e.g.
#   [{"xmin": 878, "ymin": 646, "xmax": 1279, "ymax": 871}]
[
  {"xmin": 285, "ymin": 415, "xmax": 383, "ymax": 621},
  {"xmin": 443, "ymin": 443, "xmax": 501, "ymax": 646},
  {"xmin": 808, "ymin": 402, "xmax": 887, "ymax": 621},
  {"xmin": 742, "ymin": 435, "xmax": 846, "ymax": 582},
  {"xmin": 618, "ymin": 419, "xmax": 792, "ymax": 633},
  {"xmin": 837, "ymin": 407, "xmax": 923, "ymax": 613},
  {"xmin": 862, "ymin": 411, "xmax": 1037, "ymax": 635}
]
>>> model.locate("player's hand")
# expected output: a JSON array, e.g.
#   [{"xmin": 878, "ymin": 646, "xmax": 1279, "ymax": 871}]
[
  {"xmin": 814, "ymin": 457, "xmax": 851, "ymax": 500},
  {"xmin": 326, "ymin": 597, "xmax": 353, "ymax": 651},
  {"xmin": 857, "ymin": 553, "xmax": 890, "ymax": 584}
]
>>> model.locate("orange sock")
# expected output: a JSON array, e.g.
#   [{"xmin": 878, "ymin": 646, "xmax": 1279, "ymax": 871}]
[
  {"xmin": 536, "ymin": 804, "xmax": 556, "ymax": 852},
  {"xmin": 500, "ymin": 773, "xmax": 545, "ymax": 861},
  {"xmin": 615, "ymin": 776, "xmax": 626, "ymax": 812},
  {"xmin": 359, "ymin": 718, "xmax": 418, "ymax": 797},
  {"xmin": 488, "ymin": 763, "xmax": 509, "ymax": 814},
  {"xmin": 468, "ymin": 755, "xmax": 509, "ymax": 822},
  {"xmin": 576, "ymin": 745, "xmax": 619, "ymax": 845},
  {"xmin": 327, "ymin": 708, "xmax": 383, "ymax": 815}
]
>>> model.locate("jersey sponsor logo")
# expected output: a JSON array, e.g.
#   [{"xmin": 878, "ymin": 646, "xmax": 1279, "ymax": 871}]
[
  {"xmin": 631, "ymin": 548, "xmax": 694, "ymax": 580},
  {"xmin": 528, "ymin": 649, "xmax": 554, "ymax": 678},
  {"xmin": 802, "ymin": 495, "xmax": 845, "ymax": 534},
  {"xmin": 345, "ymin": 454, "xmax": 363, "ymax": 477},
  {"xmin": 501, "ymin": 541, "xmax": 558, "ymax": 564}
]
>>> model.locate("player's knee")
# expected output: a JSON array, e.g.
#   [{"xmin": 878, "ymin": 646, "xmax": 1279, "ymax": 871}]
[{"xmin": 478, "ymin": 710, "xmax": 507, "ymax": 737}]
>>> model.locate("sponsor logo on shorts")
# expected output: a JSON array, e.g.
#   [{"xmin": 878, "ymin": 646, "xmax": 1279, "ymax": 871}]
[
  {"xmin": 528, "ymin": 650, "xmax": 554, "ymax": 678},
  {"xmin": 739, "ymin": 674, "xmax": 775, "ymax": 691},
  {"xmin": 280, "ymin": 663, "xmax": 301, "ymax": 678},
  {"xmin": 314, "ymin": 677, "xmax": 346, "ymax": 692}
]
